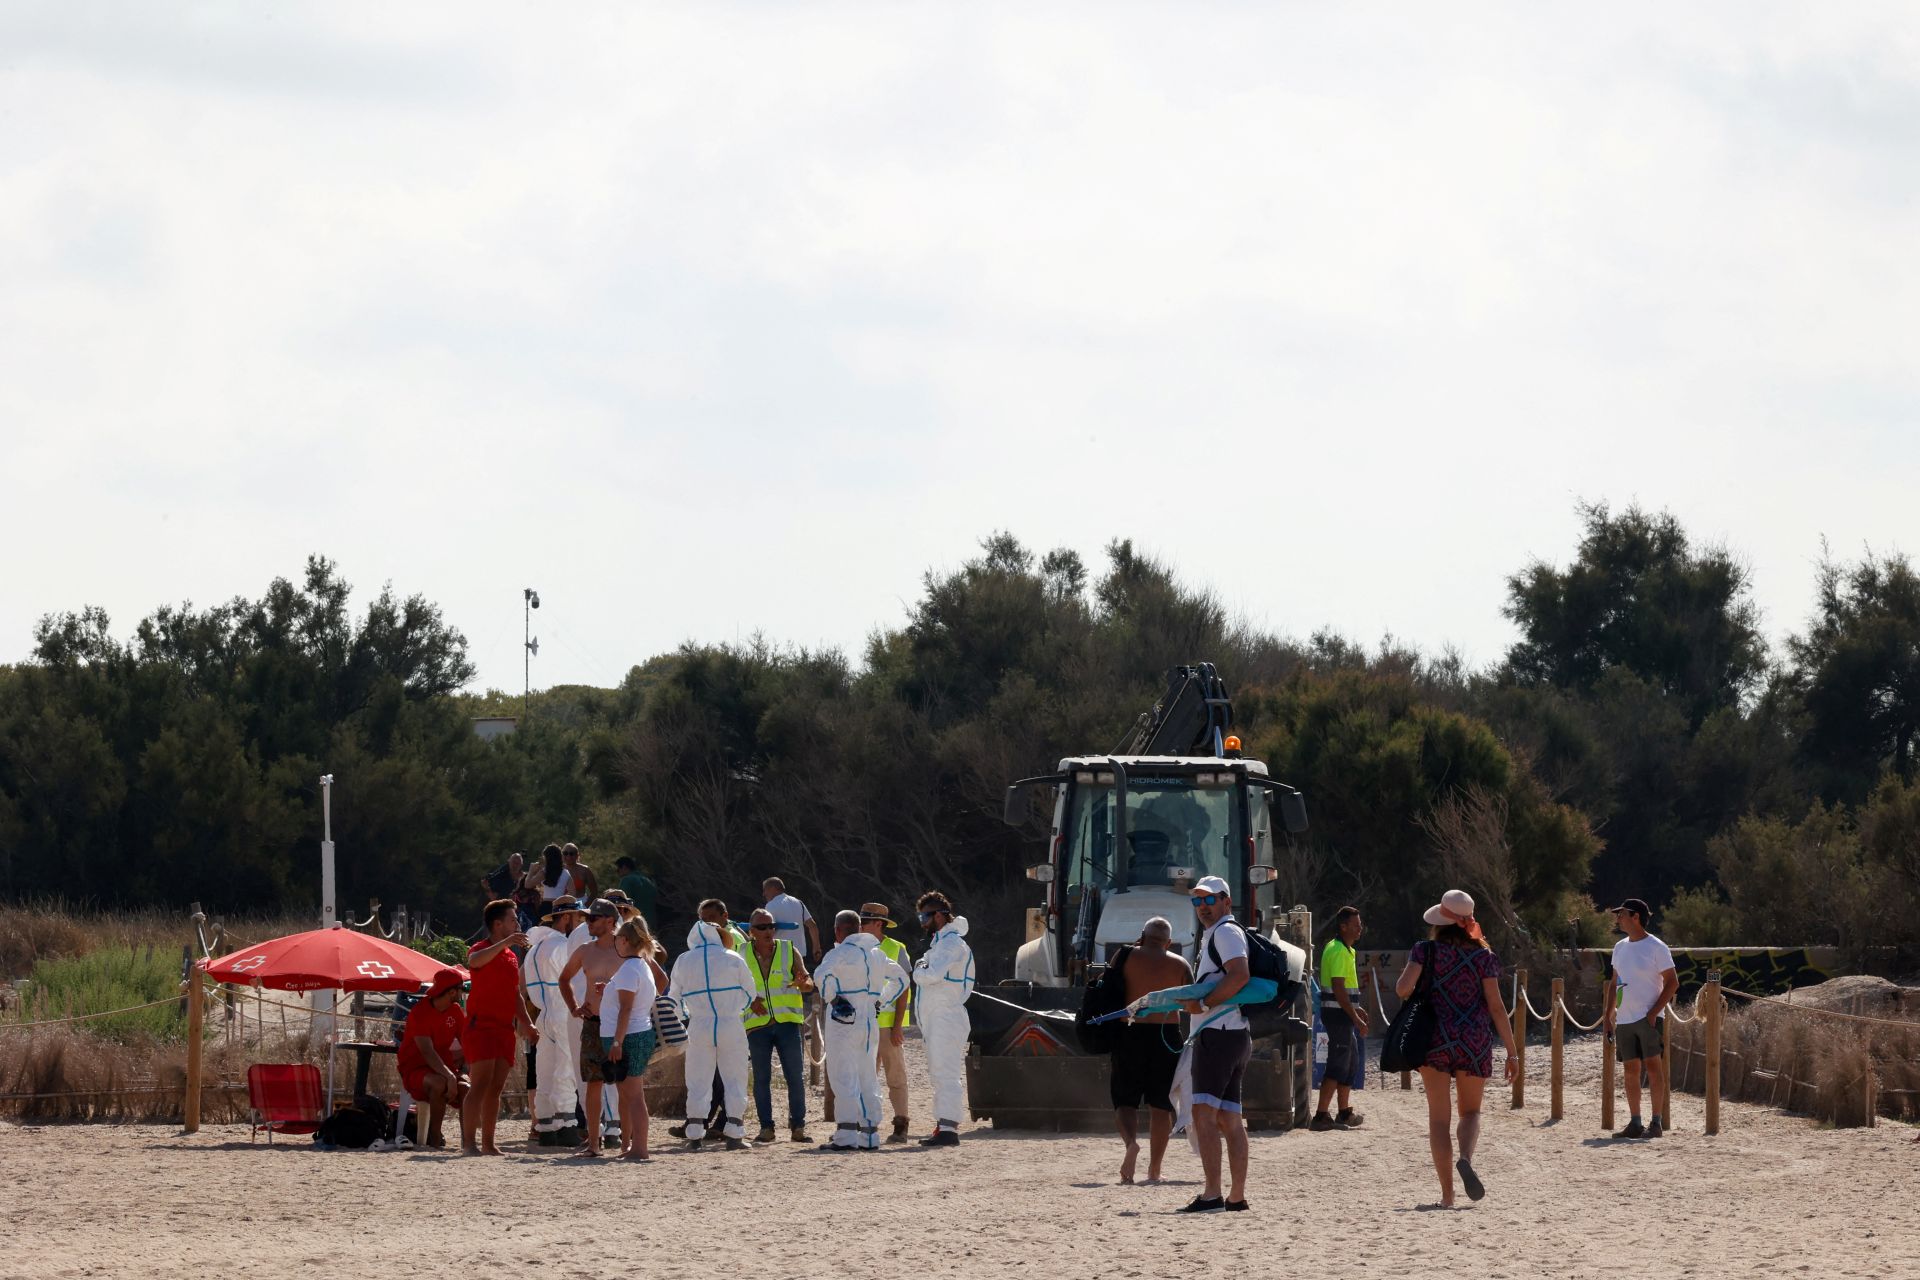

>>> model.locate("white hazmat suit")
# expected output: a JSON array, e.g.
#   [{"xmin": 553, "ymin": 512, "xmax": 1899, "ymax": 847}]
[
  {"xmin": 522, "ymin": 923, "xmax": 580, "ymax": 1133},
  {"xmin": 913, "ymin": 915, "xmax": 976, "ymax": 1136},
  {"xmin": 815, "ymin": 932, "xmax": 908, "ymax": 1149},
  {"xmin": 565, "ymin": 919, "xmax": 619, "ymax": 1141},
  {"xmin": 669, "ymin": 922, "xmax": 754, "ymax": 1143}
]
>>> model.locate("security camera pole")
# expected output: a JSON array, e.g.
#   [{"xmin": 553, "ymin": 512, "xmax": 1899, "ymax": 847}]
[{"xmin": 523, "ymin": 587, "xmax": 540, "ymax": 722}]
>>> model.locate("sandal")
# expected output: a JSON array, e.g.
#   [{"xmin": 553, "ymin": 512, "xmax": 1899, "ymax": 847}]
[{"xmin": 1455, "ymin": 1158, "xmax": 1485, "ymax": 1202}]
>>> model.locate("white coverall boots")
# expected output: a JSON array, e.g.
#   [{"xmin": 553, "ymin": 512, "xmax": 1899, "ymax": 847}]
[
  {"xmin": 669, "ymin": 922, "xmax": 754, "ymax": 1146},
  {"xmin": 815, "ymin": 933, "xmax": 909, "ymax": 1150},
  {"xmin": 523, "ymin": 924, "xmax": 580, "ymax": 1141},
  {"xmin": 913, "ymin": 915, "xmax": 976, "ymax": 1144}
]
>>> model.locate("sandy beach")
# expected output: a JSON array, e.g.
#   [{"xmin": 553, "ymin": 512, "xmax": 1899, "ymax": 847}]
[{"xmin": 4, "ymin": 1036, "xmax": 1913, "ymax": 1280}]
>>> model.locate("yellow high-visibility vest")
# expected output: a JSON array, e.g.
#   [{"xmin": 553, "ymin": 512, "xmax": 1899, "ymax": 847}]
[
  {"xmin": 742, "ymin": 939, "xmax": 805, "ymax": 1029},
  {"xmin": 877, "ymin": 935, "xmax": 913, "ymax": 1029}
]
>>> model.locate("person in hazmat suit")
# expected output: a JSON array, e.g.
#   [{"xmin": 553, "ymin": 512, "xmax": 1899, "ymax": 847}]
[
  {"xmin": 523, "ymin": 896, "xmax": 586, "ymax": 1144},
  {"xmin": 668, "ymin": 918, "xmax": 754, "ymax": 1149},
  {"xmin": 912, "ymin": 891, "xmax": 976, "ymax": 1147},
  {"xmin": 813, "ymin": 908, "xmax": 909, "ymax": 1151}
]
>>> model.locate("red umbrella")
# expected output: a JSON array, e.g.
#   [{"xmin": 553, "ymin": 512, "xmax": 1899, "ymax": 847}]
[{"xmin": 202, "ymin": 926, "xmax": 464, "ymax": 992}]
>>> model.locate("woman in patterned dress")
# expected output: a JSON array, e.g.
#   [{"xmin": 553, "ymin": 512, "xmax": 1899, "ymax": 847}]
[{"xmin": 1395, "ymin": 889, "xmax": 1517, "ymax": 1208}]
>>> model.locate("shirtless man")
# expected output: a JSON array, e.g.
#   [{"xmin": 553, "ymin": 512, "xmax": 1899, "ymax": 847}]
[
  {"xmin": 560, "ymin": 899, "xmax": 627, "ymax": 1156},
  {"xmin": 1112, "ymin": 916, "xmax": 1192, "ymax": 1183}
]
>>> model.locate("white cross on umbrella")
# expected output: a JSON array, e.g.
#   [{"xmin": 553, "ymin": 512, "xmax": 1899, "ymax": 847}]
[{"xmin": 355, "ymin": 960, "xmax": 396, "ymax": 979}]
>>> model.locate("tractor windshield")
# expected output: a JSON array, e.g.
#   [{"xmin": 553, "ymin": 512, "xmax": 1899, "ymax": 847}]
[{"xmin": 1062, "ymin": 775, "xmax": 1242, "ymax": 901}]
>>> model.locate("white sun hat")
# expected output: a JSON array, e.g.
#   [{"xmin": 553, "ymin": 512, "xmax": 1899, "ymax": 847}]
[{"xmin": 1422, "ymin": 888, "xmax": 1476, "ymax": 927}]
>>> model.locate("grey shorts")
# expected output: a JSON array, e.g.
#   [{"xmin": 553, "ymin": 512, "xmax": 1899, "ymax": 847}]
[{"xmin": 1615, "ymin": 1016, "xmax": 1663, "ymax": 1063}]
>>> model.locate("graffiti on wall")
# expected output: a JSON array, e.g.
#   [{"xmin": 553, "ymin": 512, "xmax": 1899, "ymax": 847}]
[{"xmin": 1663, "ymin": 948, "xmax": 1833, "ymax": 997}]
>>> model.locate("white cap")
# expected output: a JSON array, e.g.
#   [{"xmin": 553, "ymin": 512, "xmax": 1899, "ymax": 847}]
[
  {"xmin": 1422, "ymin": 888, "xmax": 1475, "ymax": 927},
  {"xmin": 1191, "ymin": 875, "xmax": 1231, "ymax": 898}
]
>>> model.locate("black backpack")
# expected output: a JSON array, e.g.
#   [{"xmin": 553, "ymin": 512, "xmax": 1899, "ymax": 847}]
[
  {"xmin": 317, "ymin": 1094, "xmax": 391, "ymax": 1149},
  {"xmin": 1208, "ymin": 924, "xmax": 1309, "ymax": 1044},
  {"xmin": 1076, "ymin": 945, "xmax": 1133, "ymax": 1053}
]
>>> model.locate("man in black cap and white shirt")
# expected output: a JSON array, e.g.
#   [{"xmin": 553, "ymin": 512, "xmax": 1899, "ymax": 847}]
[{"xmin": 1604, "ymin": 897, "xmax": 1677, "ymax": 1139}]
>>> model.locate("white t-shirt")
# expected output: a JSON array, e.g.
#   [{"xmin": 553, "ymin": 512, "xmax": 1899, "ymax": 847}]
[
  {"xmin": 764, "ymin": 893, "xmax": 812, "ymax": 940},
  {"xmin": 1611, "ymin": 933, "xmax": 1676, "ymax": 1024},
  {"xmin": 601, "ymin": 956, "xmax": 656, "ymax": 1039},
  {"xmin": 1195, "ymin": 919, "xmax": 1251, "ymax": 1033}
]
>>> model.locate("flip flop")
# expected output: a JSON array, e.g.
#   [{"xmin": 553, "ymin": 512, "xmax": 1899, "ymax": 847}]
[{"xmin": 1455, "ymin": 1159, "xmax": 1485, "ymax": 1202}]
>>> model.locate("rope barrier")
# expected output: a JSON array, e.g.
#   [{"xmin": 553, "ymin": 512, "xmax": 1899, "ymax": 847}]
[
  {"xmin": 1665, "ymin": 1001, "xmax": 1699, "ymax": 1025},
  {"xmin": 1520, "ymin": 987, "xmax": 1552, "ymax": 1021},
  {"xmin": 1556, "ymin": 996, "xmax": 1604, "ymax": 1032},
  {"xmin": 1721, "ymin": 987, "xmax": 1920, "ymax": 1031},
  {"xmin": 0, "ymin": 996, "xmax": 184, "ymax": 1031}
]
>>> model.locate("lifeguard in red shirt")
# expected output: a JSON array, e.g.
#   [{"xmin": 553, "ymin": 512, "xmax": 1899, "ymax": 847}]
[
  {"xmin": 462, "ymin": 899, "xmax": 538, "ymax": 1155},
  {"xmin": 398, "ymin": 967, "xmax": 469, "ymax": 1147}
]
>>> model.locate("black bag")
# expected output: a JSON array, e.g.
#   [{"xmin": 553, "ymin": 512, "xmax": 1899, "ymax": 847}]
[
  {"xmin": 1076, "ymin": 945, "xmax": 1133, "ymax": 1054},
  {"xmin": 1379, "ymin": 942, "xmax": 1438, "ymax": 1073},
  {"xmin": 1207, "ymin": 926, "xmax": 1310, "ymax": 1045},
  {"xmin": 317, "ymin": 1094, "xmax": 391, "ymax": 1149}
]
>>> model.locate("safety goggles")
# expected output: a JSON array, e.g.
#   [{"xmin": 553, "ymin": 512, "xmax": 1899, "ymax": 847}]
[
  {"xmin": 1189, "ymin": 894, "xmax": 1222, "ymax": 907},
  {"xmin": 916, "ymin": 911, "xmax": 936, "ymax": 924}
]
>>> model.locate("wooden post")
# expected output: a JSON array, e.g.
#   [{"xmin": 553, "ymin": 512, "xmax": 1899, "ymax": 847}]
[
  {"xmin": 1661, "ymin": 1009, "xmax": 1674, "ymax": 1129},
  {"xmin": 1511, "ymin": 968, "xmax": 1527, "ymax": 1109},
  {"xmin": 1601, "ymin": 1020, "xmax": 1615, "ymax": 1132},
  {"xmin": 1550, "ymin": 976, "xmax": 1565, "ymax": 1122},
  {"xmin": 184, "ymin": 966, "xmax": 205, "ymax": 1134},
  {"xmin": 1704, "ymin": 972, "xmax": 1721, "ymax": 1137}
]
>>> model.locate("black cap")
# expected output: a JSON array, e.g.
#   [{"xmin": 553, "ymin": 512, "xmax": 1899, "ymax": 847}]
[{"xmin": 1608, "ymin": 898, "xmax": 1651, "ymax": 922}]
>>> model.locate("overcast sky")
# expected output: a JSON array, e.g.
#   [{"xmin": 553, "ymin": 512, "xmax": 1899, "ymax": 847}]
[{"xmin": 4, "ymin": 4, "xmax": 1915, "ymax": 693}]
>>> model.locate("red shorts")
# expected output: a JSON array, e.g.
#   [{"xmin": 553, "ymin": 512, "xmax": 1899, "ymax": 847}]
[{"xmin": 464, "ymin": 1016, "xmax": 516, "ymax": 1065}]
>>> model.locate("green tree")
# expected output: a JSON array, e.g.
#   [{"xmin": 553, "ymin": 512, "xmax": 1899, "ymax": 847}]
[{"xmin": 1790, "ymin": 549, "xmax": 1920, "ymax": 801}]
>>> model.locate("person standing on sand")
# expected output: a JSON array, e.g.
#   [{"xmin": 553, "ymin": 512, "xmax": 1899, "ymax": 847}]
[
  {"xmin": 1395, "ymin": 890, "xmax": 1516, "ymax": 1208},
  {"xmin": 397, "ymin": 967, "xmax": 469, "ymax": 1148},
  {"xmin": 1112, "ymin": 916, "xmax": 1190, "ymax": 1185},
  {"xmin": 912, "ymin": 891, "xmax": 975, "ymax": 1148},
  {"xmin": 560, "ymin": 898, "xmax": 626, "ymax": 1156},
  {"xmin": 601, "ymin": 918, "xmax": 660, "ymax": 1160},
  {"xmin": 463, "ymin": 900, "xmax": 538, "ymax": 1156},
  {"xmin": 860, "ymin": 903, "xmax": 915, "ymax": 1143},
  {"xmin": 816, "ymin": 908, "xmax": 910, "ymax": 1151},
  {"xmin": 1605, "ymin": 897, "xmax": 1677, "ymax": 1140},
  {"xmin": 523, "ymin": 895, "xmax": 586, "ymax": 1144},
  {"xmin": 614, "ymin": 856, "xmax": 657, "ymax": 924},
  {"xmin": 670, "ymin": 916, "xmax": 756, "ymax": 1151},
  {"xmin": 743, "ymin": 907, "xmax": 816, "ymax": 1144},
  {"xmin": 1311, "ymin": 906, "xmax": 1370, "ymax": 1132},
  {"xmin": 1177, "ymin": 876, "xmax": 1253, "ymax": 1213}
]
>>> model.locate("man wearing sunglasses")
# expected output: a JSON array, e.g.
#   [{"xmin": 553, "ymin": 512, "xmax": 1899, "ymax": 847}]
[
  {"xmin": 911, "ymin": 891, "xmax": 976, "ymax": 1147},
  {"xmin": 743, "ymin": 907, "xmax": 815, "ymax": 1143},
  {"xmin": 1178, "ymin": 875, "xmax": 1253, "ymax": 1213}
]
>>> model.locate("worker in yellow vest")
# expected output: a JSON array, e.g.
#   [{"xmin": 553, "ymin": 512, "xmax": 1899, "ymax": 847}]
[
  {"xmin": 742, "ymin": 906, "xmax": 816, "ymax": 1143},
  {"xmin": 859, "ymin": 902, "xmax": 915, "ymax": 1143}
]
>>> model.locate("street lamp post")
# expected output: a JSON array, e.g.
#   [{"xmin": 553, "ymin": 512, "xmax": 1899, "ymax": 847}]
[
  {"xmin": 523, "ymin": 588, "xmax": 540, "ymax": 722},
  {"xmin": 319, "ymin": 773, "xmax": 336, "ymax": 929}
]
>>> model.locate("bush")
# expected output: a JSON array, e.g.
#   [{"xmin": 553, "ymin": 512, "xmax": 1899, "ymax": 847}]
[
  {"xmin": 1662, "ymin": 885, "xmax": 1740, "ymax": 946},
  {"xmin": 411, "ymin": 934, "xmax": 470, "ymax": 967},
  {"xmin": 22, "ymin": 946, "xmax": 186, "ymax": 1042}
]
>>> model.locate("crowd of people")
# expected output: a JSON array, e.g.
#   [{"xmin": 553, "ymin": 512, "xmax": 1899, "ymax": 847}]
[
  {"xmin": 432, "ymin": 846, "xmax": 1682, "ymax": 1215},
  {"xmin": 1096, "ymin": 880, "xmax": 1677, "ymax": 1213},
  {"xmin": 411, "ymin": 855, "xmax": 975, "ymax": 1160}
]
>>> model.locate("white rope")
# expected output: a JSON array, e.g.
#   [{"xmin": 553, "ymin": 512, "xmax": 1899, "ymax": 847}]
[
  {"xmin": 1557, "ymin": 995, "xmax": 1604, "ymax": 1032},
  {"xmin": 0, "ymin": 996, "xmax": 183, "ymax": 1031},
  {"xmin": 1521, "ymin": 987, "xmax": 1552, "ymax": 1021},
  {"xmin": 1723, "ymin": 987, "xmax": 1920, "ymax": 1031}
]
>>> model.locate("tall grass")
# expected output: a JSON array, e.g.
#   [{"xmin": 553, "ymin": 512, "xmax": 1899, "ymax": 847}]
[{"xmin": 1669, "ymin": 992, "xmax": 1920, "ymax": 1127}]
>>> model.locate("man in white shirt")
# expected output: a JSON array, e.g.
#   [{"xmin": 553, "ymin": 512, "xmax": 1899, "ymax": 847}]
[
  {"xmin": 1177, "ymin": 875, "xmax": 1252, "ymax": 1214},
  {"xmin": 762, "ymin": 877, "xmax": 821, "ymax": 963},
  {"xmin": 1604, "ymin": 898, "xmax": 1678, "ymax": 1140}
]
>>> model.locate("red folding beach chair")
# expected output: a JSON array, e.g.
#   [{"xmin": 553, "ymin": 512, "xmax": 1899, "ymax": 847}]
[{"xmin": 246, "ymin": 1063, "xmax": 324, "ymax": 1143}]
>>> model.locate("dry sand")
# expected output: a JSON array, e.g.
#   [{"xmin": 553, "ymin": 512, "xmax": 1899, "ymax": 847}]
[{"xmin": 3, "ymin": 1035, "xmax": 1914, "ymax": 1280}]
